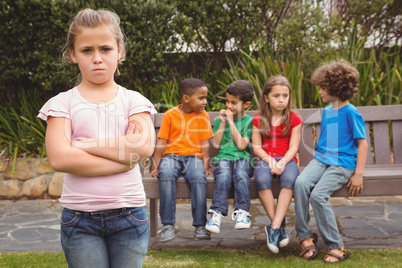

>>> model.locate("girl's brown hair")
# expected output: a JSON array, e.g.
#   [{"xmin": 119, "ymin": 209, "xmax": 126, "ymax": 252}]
[
  {"xmin": 62, "ymin": 8, "xmax": 127, "ymax": 66},
  {"xmin": 258, "ymin": 75, "xmax": 295, "ymax": 137}
]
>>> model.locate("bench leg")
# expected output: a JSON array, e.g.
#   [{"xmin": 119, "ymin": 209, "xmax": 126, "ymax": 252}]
[{"xmin": 149, "ymin": 199, "xmax": 158, "ymax": 237}]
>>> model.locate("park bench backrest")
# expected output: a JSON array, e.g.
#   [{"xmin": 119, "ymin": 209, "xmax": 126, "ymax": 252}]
[{"xmin": 150, "ymin": 105, "xmax": 402, "ymax": 168}]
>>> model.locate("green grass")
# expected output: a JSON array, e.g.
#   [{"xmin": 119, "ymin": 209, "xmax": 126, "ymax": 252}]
[
  {"xmin": 1, "ymin": 247, "xmax": 402, "ymax": 267},
  {"xmin": 0, "ymin": 252, "xmax": 67, "ymax": 268}
]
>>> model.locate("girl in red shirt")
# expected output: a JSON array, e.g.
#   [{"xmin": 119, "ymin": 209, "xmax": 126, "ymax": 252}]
[{"xmin": 252, "ymin": 75, "xmax": 302, "ymax": 254}]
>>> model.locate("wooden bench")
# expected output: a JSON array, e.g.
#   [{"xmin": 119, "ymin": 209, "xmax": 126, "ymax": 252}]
[{"xmin": 142, "ymin": 105, "xmax": 402, "ymax": 237}]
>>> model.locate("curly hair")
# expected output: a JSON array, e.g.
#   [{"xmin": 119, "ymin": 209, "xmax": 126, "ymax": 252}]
[{"xmin": 311, "ymin": 60, "xmax": 359, "ymax": 101}]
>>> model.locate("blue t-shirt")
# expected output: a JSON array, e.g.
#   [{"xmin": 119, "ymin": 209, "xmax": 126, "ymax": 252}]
[{"xmin": 314, "ymin": 104, "xmax": 366, "ymax": 170}]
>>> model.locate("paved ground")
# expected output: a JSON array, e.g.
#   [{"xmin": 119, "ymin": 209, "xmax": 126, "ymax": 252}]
[{"xmin": 0, "ymin": 196, "xmax": 401, "ymax": 252}]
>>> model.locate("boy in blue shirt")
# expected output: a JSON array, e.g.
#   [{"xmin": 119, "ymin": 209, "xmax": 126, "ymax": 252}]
[
  {"xmin": 206, "ymin": 80, "xmax": 254, "ymax": 233},
  {"xmin": 294, "ymin": 60, "xmax": 368, "ymax": 263}
]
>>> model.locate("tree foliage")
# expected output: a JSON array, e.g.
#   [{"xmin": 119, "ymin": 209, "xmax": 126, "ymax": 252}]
[
  {"xmin": 0, "ymin": 0, "xmax": 400, "ymax": 101},
  {"xmin": 327, "ymin": 0, "xmax": 401, "ymax": 47}
]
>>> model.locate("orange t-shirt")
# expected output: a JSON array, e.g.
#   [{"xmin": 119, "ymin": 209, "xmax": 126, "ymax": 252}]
[{"xmin": 158, "ymin": 105, "xmax": 213, "ymax": 158}]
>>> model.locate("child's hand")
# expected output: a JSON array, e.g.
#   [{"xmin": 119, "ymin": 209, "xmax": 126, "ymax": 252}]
[
  {"xmin": 275, "ymin": 158, "xmax": 286, "ymax": 175},
  {"xmin": 149, "ymin": 169, "xmax": 158, "ymax": 178},
  {"xmin": 346, "ymin": 174, "xmax": 363, "ymax": 196},
  {"xmin": 219, "ymin": 109, "xmax": 227, "ymax": 123},
  {"xmin": 205, "ymin": 169, "xmax": 212, "ymax": 176},
  {"xmin": 264, "ymin": 157, "xmax": 278, "ymax": 174},
  {"xmin": 270, "ymin": 161, "xmax": 280, "ymax": 174},
  {"xmin": 224, "ymin": 109, "xmax": 234, "ymax": 122},
  {"xmin": 126, "ymin": 122, "xmax": 140, "ymax": 135}
]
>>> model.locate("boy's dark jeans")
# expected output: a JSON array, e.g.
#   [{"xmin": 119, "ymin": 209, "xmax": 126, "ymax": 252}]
[
  {"xmin": 158, "ymin": 154, "xmax": 207, "ymax": 226},
  {"xmin": 210, "ymin": 159, "xmax": 253, "ymax": 216}
]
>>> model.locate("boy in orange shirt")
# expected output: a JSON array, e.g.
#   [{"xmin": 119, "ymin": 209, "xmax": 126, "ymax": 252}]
[{"xmin": 150, "ymin": 78, "xmax": 214, "ymax": 243}]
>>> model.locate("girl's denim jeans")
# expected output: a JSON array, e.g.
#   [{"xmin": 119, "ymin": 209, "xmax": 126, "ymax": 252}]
[
  {"xmin": 254, "ymin": 157, "xmax": 299, "ymax": 191},
  {"xmin": 61, "ymin": 206, "xmax": 149, "ymax": 268}
]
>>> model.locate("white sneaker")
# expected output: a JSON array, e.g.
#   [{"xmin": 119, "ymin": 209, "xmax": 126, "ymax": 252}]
[
  {"xmin": 232, "ymin": 209, "xmax": 251, "ymax": 229},
  {"xmin": 205, "ymin": 209, "xmax": 223, "ymax": 234}
]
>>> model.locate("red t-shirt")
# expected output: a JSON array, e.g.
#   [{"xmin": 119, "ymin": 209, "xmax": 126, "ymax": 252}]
[
  {"xmin": 158, "ymin": 105, "xmax": 213, "ymax": 159},
  {"xmin": 252, "ymin": 112, "xmax": 302, "ymax": 162}
]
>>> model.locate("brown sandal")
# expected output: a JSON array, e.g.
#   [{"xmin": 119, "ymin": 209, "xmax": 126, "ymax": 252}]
[
  {"xmin": 323, "ymin": 246, "xmax": 349, "ymax": 263},
  {"xmin": 299, "ymin": 233, "xmax": 318, "ymax": 260}
]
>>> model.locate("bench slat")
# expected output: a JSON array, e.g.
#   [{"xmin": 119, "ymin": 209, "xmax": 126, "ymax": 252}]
[
  {"xmin": 208, "ymin": 142, "xmax": 219, "ymax": 168},
  {"xmin": 315, "ymin": 123, "xmax": 321, "ymax": 142},
  {"xmin": 393, "ymin": 121, "xmax": 402, "ymax": 164},
  {"xmin": 143, "ymin": 165, "xmax": 402, "ymax": 199},
  {"xmin": 149, "ymin": 199, "xmax": 158, "ymax": 237},
  {"xmin": 365, "ymin": 123, "xmax": 373, "ymax": 165},
  {"xmin": 357, "ymin": 105, "xmax": 402, "ymax": 121},
  {"xmin": 152, "ymin": 106, "xmax": 402, "ymax": 128},
  {"xmin": 296, "ymin": 108, "xmax": 322, "ymax": 123},
  {"xmin": 299, "ymin": 124, "xmax": 315, "ymax": 166},
  {"xmin": 372, "ymin": 121, "xmax": 392, "ymax": 164}
]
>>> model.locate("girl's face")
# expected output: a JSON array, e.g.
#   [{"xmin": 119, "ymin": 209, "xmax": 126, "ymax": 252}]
[
  {"xmin": 264, "ymin": 85, "xmax": 290, "ymax": 113},
  {"xmin": 70, "ymin": 24, "xmax": 121, "ymax": 87}
]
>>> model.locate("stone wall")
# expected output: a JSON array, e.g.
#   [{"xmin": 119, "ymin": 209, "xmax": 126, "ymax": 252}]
[{"xmin": 0, "ymin": 158, "xmax": 63, "ymax": 199}]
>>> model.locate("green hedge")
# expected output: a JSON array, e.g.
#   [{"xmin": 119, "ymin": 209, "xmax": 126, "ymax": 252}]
[
  {"xmin": 0, "ymin": 0, "xmax": 185, "ymax": 99},
  {"xmin": 0, "ymin": 0, "xmax": 278, "ymax": 100},
  {"xmin": 2, "ymin": 0, "xmax": 399, "ymax": 102}
]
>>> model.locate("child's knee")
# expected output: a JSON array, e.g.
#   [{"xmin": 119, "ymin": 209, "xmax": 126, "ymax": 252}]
[
  {"xmin": 310, "ymin": 192, "xmax": 327, "ymax": 206},
  {"xmin": 281, "ymin": 174, "xmax": 297, "ymax": 189},
  {"xmin": 158, "ymin": 167, "xmax": 179, "ymax": 179},
  {"xmin": 158, "ymin": 172, "xmax": 176, "ymax": 182},
  {"xmin": 294, "ymin": 178, "xmax": 307, "ymax": 193},
  {"xmin": 187, "ymin": 170, "xmax": 207, "ymax": 184}
]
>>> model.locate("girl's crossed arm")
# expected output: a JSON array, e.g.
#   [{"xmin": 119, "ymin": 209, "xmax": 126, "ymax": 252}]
[
  {"xmin": 72, "ymin": 112, "xmax": 156, "ymax": 165},
  {"xmin": 46, "ymin": 117, "xmax": 132, "ymax": 176}
]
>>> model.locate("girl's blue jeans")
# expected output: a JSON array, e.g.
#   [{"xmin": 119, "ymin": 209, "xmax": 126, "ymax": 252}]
[
  {"xmin": 254, "ymin": 157, "xmax": 299, "ymax": 191},
  {"xmin": 60, "ymin": 206, "xmax": 149, "ymax": 268},
  {"xmin": 158, "ymin": 154, "xmax": 207, "ymax": 226},
  {"xmin": 210, "ymin": 159, "xmax": 253, "ymax": 216},
  {"xmin": 294, "ymin": 158, "xmax": 354, "ymax": 249}
]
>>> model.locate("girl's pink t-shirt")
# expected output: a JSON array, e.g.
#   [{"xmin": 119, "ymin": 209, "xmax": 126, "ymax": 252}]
[
  {"xmin": 38, "ymin": 86, "xmax": 156, "ymax": 211},
  {"xmin": 252, "ymin": 112, "xmax": 302, "ymax": 163}
]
